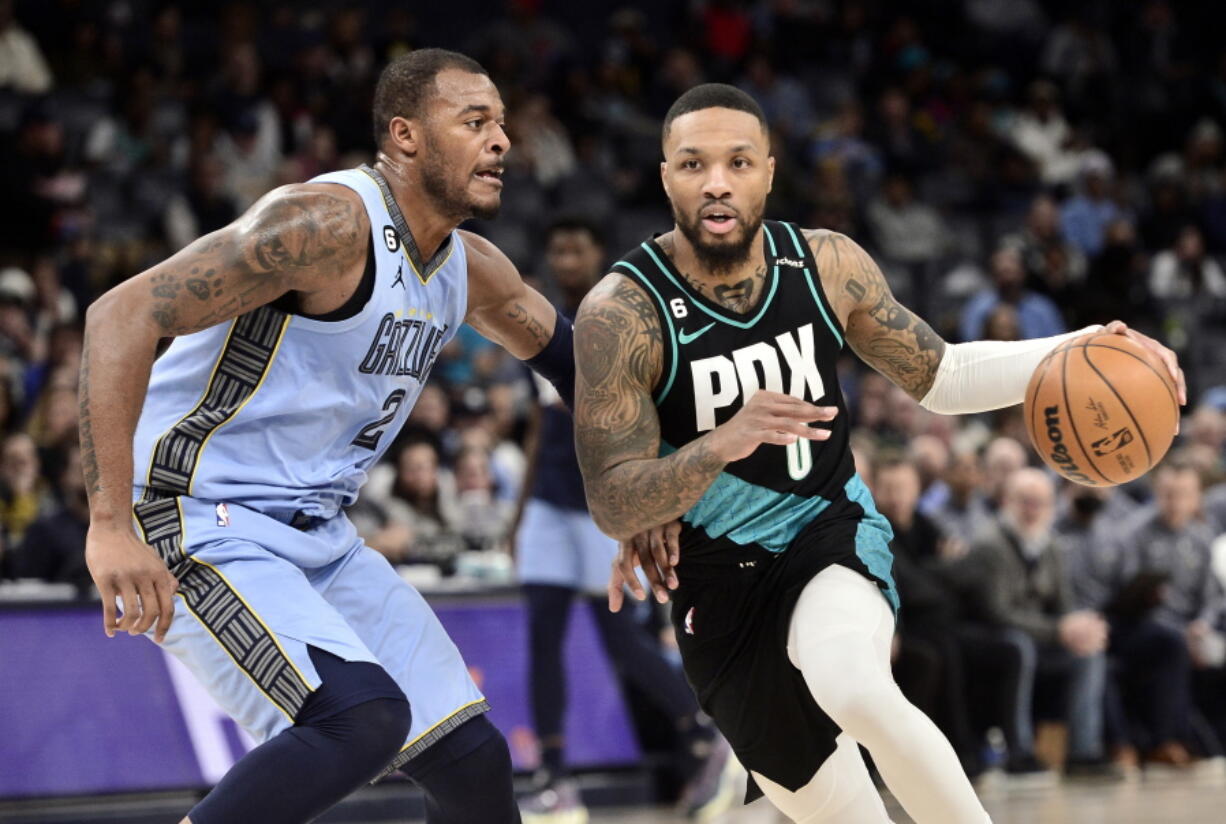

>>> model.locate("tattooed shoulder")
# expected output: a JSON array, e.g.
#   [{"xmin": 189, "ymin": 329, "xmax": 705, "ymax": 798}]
[
  {"xmin": 576, "ymin": 273, "xmax": 663, "ymax": 391},
  {"xmin": 145, "ymin": 184, "xmax": 367, "ymax": 336},
  {"xmin": 804, "ymin": 227, "xmax": 946, "ymax": 400}
]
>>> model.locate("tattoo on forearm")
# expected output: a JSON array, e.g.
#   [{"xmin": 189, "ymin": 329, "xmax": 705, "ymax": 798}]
[
  {"xmin": 575, "ymin": 275, "xmax": 725, "ymax": 533},
  {"xmin": 147, "ymin": 190, "xmax": 362, "ymax": 336},
  {"xmin": 504, "ymin": 301, "xmax": 551, "ymax": 351},
  {"xmin": 809, "ymin": 229, "xmax": 946, "ymax": 399},
  {"xmin": 78, "ymin": 328, "xmax": 101, "ymax": 496}
]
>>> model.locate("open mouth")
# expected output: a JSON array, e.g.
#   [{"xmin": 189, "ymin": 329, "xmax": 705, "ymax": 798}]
[
  {"xmin": 474, "ymin": 167, "xmax": 504, "ymax": 187},
  {"xmin": 700, "ymin": 207, "xmax": 738, "ymax": 235}
]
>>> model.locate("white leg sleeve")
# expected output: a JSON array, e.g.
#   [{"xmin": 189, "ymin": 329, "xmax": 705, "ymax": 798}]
[
  {"xmin": 788, "ymin": 565, "xmax": 992, "ymax": 824},
  {"xmin": 753, "ymin": 734, "xmax": 895, "ymax": 823}
]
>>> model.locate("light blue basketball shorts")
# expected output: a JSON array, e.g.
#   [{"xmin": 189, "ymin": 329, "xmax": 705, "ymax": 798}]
[
  {"xmin": 133, "ymin": 494, "xmax": 487, "ymax": 779},
  {"xmin": 516, "ymin": 498, "xmax": 620, "ymax": 595}
]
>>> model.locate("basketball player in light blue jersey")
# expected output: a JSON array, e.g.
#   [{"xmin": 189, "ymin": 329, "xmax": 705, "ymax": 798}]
[{"xmin": 78, "ymin": 50, "xmax": 589, "ymax": 824}]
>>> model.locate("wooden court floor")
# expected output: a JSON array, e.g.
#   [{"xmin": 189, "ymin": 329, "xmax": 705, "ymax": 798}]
[{"xmin": 589, "ymin": 763, "xmax": 1226, "ymax": 824}]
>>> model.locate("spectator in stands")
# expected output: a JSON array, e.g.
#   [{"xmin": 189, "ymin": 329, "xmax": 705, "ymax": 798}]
[
  {"xmin": 909, "ymin": 433, "xmax": 950, "ymax": 513},
  {"xmin": 0, "ymin": 432, "xmax": 52, "ymax": 546},
  {"xmin": 1010, "ymin": 80, "xmax": 1075, "ymax": 186},
  {"xmin": 1060, "ymin": 150, "xmax": 1122, "ymax": 258},
  {"xmin": 0, "ymin": 103, "xmax": 85, "ymax": 258},
  {"xmin": 924, "ymin": 446, "xmax": 992, "ymax": 543},
  {"xmin": 982, "ymin": 436, "xmax": 1028, "ymax": 513},
  {"xmin": 350, "ymin": 438, "xmax": 463, "ymax": 568},
  {"xmin": 25, "ymin": 370, "xmax": 77, "ymax": 466},
  {"xmin": 960, "ymin": 245, "xmax": 1065, "ymax": 342},
  {"xmin": 164, "ymin": 153, "xmax": 239, "ymax": 250},
  {"xmin": 1112, "ymin": 457, "xmax": 1226, "ymax": 750},
  {"xmin": 866, "ymin": 171, "xmax": 947, "ymax": 270},
  {"xmin": 8, "ymin": 444, "xmax": 88, "ymax": 594},
  {"xmin": 1006, "ymin": 194, "xmax": 1087, "ymax": 302},
  {"xmin": 453, "ymin": 445, "xmax": 513, "ymax": 552},
  {"xmin": 1149, "ymin": 224, "xmax": 1226, "ymax": 300},
  {"xmin": 1056, "ymin": 482, "xmax": 1193, "ymax": 765},
  {"xmin": 953, "ymin": 469, "xmax": 1118, "ymax": 777},
  {"xmin": 1083, "ymin": 218, "xmax": 1150, "ymax": 328},
  {"xmin": 738, "ymin": 53, "xmax": 816, "ymax": 151}
]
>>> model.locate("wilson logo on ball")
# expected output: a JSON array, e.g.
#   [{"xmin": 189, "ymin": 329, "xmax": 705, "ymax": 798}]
[{"xmin": 1044, "ymin": 406, "xmax": 1096, "ymax": 485}]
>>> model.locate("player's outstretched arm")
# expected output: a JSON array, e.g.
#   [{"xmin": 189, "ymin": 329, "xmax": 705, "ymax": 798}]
[
  {"xmin": 80, "ymin": 184, "xmax": 367, "ymax": 642},
  {"xmin": 806, "ymin": 230, "xmax": 1186, "ymax": 411}
]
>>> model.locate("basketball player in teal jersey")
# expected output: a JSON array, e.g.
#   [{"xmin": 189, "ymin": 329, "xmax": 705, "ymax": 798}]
[
  {"xmin": 573, "ymin": 84, "xmax": 1186, "ymax": 823},
  {"xmin": 77, "ymin": 50, "xmax": 605, "ymax": 824}
]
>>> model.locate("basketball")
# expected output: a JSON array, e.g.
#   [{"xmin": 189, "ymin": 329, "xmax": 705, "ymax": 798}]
[{"xmin": 1025, "ymin": 332, "xmax": 1179, "ymax": 487}]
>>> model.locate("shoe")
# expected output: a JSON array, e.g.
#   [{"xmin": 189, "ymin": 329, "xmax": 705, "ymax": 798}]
[
  {"xmin": 1064, "ymin": 758, "xmax": 1127, "ymax": 781},
  {"xmin": 521, "ymin": 776, "xmax": 589, "ymax": 824},
  {"xmin": 1145, "ymin": 741, "xmax": 1193, "ymax": 768},
  {"xmin": 678, "ymin": 735, "xmax": 741, "ymax": 821},
  {"xmin": 1004, "ymin": 754, "xmax": 1058, "ymax": 786},
  {"xmin": 1111, "ymin": 745, "xmax": 1140, "ymax": 770}
]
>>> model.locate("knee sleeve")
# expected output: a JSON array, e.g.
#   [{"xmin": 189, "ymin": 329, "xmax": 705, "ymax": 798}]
[
  {"xmin": 188, "ymin": 649, "xmax": 411, "ymax": 824},
  {"xmin": 400, "ymin": 716, "xmax": 520, "ymax": 824}
]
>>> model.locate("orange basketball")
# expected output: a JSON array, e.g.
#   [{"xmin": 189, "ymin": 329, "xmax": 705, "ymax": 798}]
[{"xmin": 1024, "ymin": 332, "xmax": 1179, "ymax": 487}]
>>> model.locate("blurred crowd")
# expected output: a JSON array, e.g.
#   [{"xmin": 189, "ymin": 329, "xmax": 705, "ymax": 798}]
[{"xmin": 2, "ymin": 0, "xmax": 1226, "ymax": 779}]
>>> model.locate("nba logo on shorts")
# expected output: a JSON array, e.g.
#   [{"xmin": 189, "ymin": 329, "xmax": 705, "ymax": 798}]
[
  {"xmin": 215, "ymin": 502, "xmax": 231, "ymax": 527},
  {"xmin": 684, "ymin": 607, "xmax": 695, "ymax": 635}
]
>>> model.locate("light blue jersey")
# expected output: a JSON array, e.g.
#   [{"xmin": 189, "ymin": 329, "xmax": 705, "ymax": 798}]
[
  {"xmin": 129, "ymin": 167, "xmax": 488, "ymax": 775},
  {"xmin": 133, "ymin": 166, "xmax": 468, "ymax": 527}
]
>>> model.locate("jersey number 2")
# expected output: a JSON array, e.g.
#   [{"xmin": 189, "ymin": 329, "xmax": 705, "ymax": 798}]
[{"xmin": 352, "ymin": 389, "xmax": 407, "ymax": 450}]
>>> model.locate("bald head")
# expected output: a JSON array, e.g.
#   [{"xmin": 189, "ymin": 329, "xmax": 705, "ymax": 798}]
[{"xmin": 1003, "ymin": 468, "xmax": 1056, "ymax": 540}]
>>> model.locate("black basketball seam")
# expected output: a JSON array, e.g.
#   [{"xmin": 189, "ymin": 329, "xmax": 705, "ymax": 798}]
[
  {"xmin": 1060, "ymin": 342, "xmax": 1111, "ymax": 485},
  {"xmin": 1081, "ymin": 341, "xmax": 1155, "ymax": 471},
  {"xmin": 1082, "ymin": 343, "xmax": 1179, "ymax": 412}
]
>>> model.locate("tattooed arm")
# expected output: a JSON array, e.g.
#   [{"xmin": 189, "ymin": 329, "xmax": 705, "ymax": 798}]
[
  {"xmin": 80, "ymin": 184, "xmax": 366, "ymax": 642},
  {"xmin": 805, "ymin": 229, "xmax": 1184, "ymax": 413},
  {"xmin": 806, "ymin": 229, "xmax": 946, "ymax": 400},
  {"xmin": 574, "ymin": 274, "xmax": 832, "ymax": 539},
  {"xmin": 461, "ymin": 230, "xmax": 557, "ymax": 358}
]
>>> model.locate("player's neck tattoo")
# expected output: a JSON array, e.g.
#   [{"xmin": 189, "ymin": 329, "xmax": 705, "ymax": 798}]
[{"xmin": 660, "ymin": 234, "xmax": 767, "ymax": 314}]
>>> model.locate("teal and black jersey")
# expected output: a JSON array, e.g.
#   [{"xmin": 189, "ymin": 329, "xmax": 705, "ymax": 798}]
[{"xmin": 612, "ymin": 221, "xmax": 894, "ymax": 599}]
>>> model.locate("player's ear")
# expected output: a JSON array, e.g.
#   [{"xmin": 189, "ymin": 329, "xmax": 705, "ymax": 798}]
[
  {"xmin": 387, "ymin": 116, "xmax": 419, "ymax": 158},
  {"xmin": 767, "ymin": 155, "xmax": 776, "ymax": 193},
  {"xmin": 660, "ymin": 161, "xmax": 671, "ymax": 198}
]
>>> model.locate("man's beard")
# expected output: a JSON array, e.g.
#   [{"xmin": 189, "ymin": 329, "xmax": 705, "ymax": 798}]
[
  {"xmin": 419, "ymin": 135, "xmax": 501, "ymax": 221},
  {"xmin": 673, "ymin": 202, "xmax": 763, "ymax": 276}
]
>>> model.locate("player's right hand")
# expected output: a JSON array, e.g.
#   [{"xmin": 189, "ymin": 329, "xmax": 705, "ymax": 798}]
[
  {"xmin": 608, "ymin": 520, "xmax": 682, "ymax": 612},
  {"xmin": 85, "ymin": 526, "xmax": 179, "ymax": 643},
  {"xmin": 707, "ymin": 390, "xmax": 837, "ymax": 463}
]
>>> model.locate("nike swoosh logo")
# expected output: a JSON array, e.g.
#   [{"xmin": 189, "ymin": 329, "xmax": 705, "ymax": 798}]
[{"xmin": 678, "ymin": 322, "xmax": 716, "ymax": 345}]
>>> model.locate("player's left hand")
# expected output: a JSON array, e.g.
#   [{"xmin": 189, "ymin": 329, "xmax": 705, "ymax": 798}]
[
  {"xmin": 1102, "ymin": 320, "xmax": 1187, "ymax": 408},
  {"xmin": 608, "ymin": 520, "xmax": 682, "ymax": 612}
]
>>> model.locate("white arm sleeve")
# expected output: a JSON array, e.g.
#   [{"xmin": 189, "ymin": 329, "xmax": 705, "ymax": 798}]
[{"xmin": 918, "ymin": 325, "xmax": 1104, "ymax": 414}]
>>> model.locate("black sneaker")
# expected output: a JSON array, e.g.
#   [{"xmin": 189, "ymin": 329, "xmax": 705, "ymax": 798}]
[
  {"xmin": 1064, "ymin": 758, "xmax": 1127, "ymax": 782},
  {"xmin": 1005, "ymin": 754, "xmax": 1058, "ymax": 786}
]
